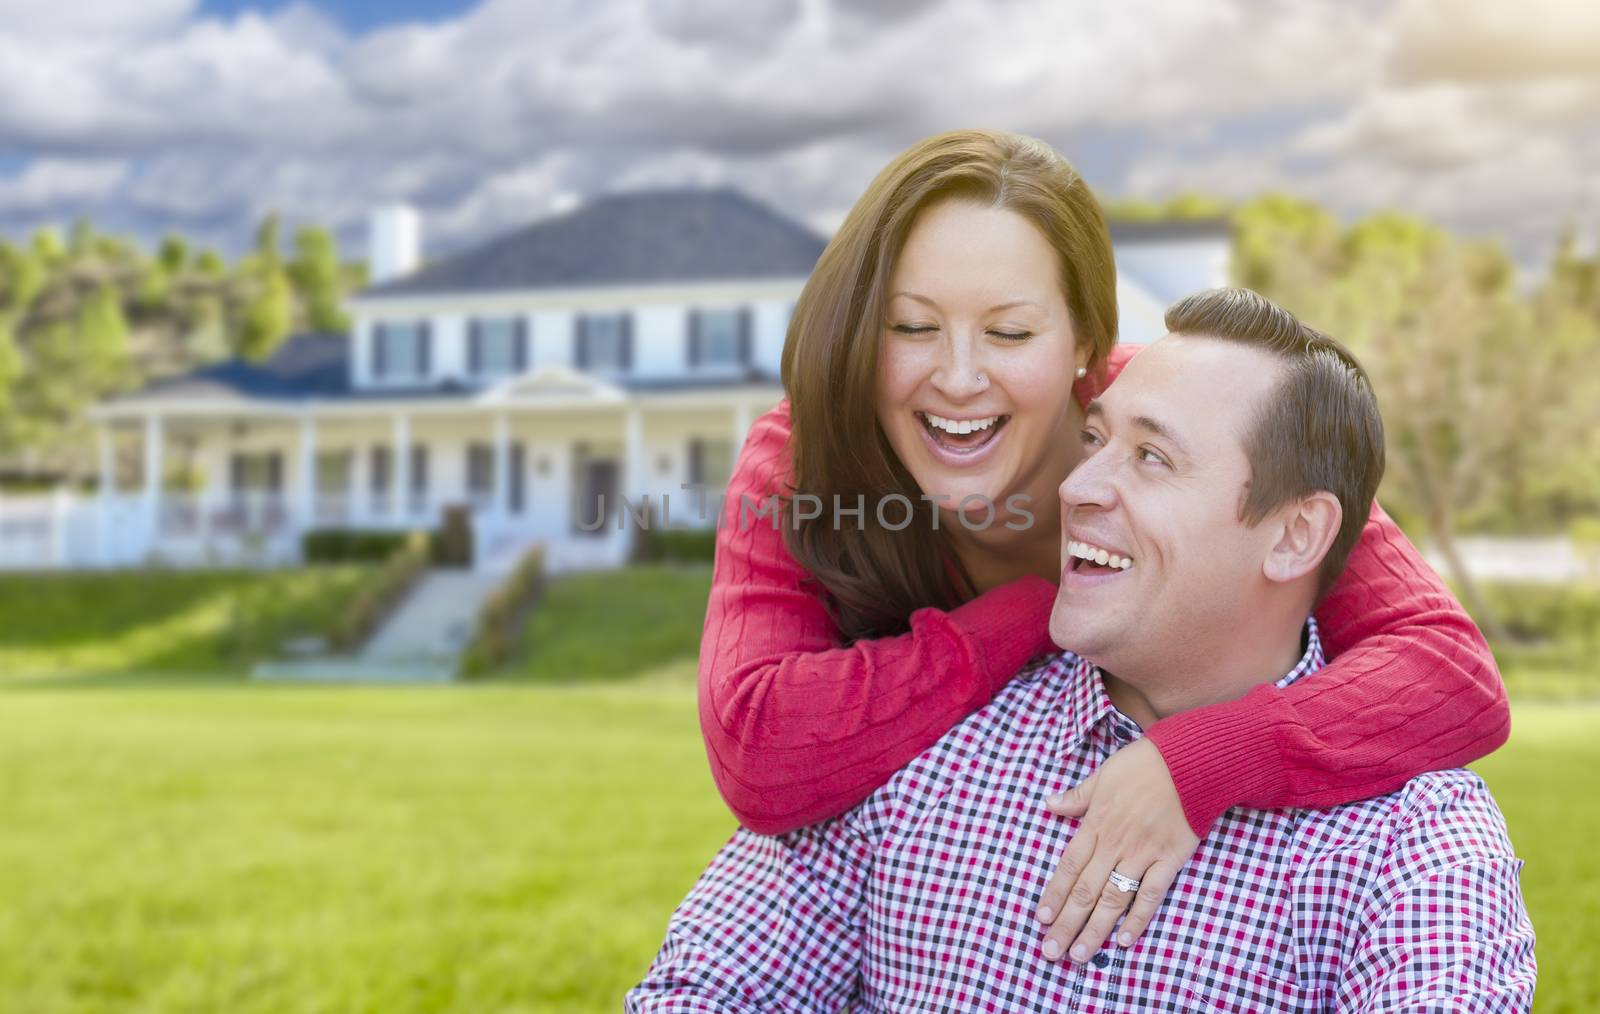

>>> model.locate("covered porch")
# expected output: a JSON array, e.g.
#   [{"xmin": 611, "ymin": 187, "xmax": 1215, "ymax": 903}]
[{"xmin": 79, "ymin": 368, "xmax": 773, "ymax": 572}]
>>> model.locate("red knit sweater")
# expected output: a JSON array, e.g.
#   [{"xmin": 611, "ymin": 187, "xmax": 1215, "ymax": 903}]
[{"xmin": 697, "ymin": 346, "xmax": 1511, "ymax": 837}]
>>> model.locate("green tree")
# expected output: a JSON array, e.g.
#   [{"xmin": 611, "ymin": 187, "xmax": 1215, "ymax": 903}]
[
  {"xmin": 255, "ymin": 212, "xmax": 283, "ymax": 271},
  {"xmin": 288, "ymin": 225, "xmax": 350, "ymax": 331},
  {"xmin": 135, "ymin": 263, "xmax": 171, "ymax": 313},
  {"xmin": 237, "ymin": 267, "xmax": 293, "ymax": 361},
  {"xmin": 1, "ymin": 245, "xmax": 46, "ymax": 315},
  {"xmin": 77, "ymin": 284, "xmax": 132, "ymax": 393},
  {"xmin": 31, "ymin": 228, "xmax": 64, "ymax": 268},
  {"xmin": 195, "ymin": 249, "xmax": 226, "ymax": 277},
  {"xmin": 68, "ymin": 216, "xmax": 96, "ymax": 260},
  {"xmin": 0, "ymin": 314, "xmax": 22, "ymax": 420},
  {"xmin": 186, "ymin": 294, "xmax": 231, "ymax": 364},
  {"xmin": 158, "ymin": 234, "xmax": 190, "ymax": 275}
]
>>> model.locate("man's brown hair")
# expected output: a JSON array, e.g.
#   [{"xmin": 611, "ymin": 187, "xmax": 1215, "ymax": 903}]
[{"xmin": 1163, "ymin": 287, "xmax": 1386, "ymax": 596}]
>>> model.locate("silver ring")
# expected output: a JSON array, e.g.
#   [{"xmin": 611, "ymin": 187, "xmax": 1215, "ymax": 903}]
[{"xmin": 1107, "ymin": 870, "xmax": 1141, "ymax": 894}]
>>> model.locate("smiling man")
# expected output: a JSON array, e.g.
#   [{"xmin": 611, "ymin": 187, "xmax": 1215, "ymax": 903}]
[{"xmin": 628, "ymin": 288, "xmax": 1535, "ymax": 1012}]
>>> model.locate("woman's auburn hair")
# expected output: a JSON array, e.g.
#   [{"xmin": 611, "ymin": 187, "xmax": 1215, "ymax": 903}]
[{"xmin": 779, "ymin": 128, "xmax": 1120, "ymax": 642}]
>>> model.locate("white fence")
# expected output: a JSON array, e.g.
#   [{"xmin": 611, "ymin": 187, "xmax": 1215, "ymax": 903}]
[{"xmin": 0, "ymin": 490, "xmax": 634, "ymax": 573}]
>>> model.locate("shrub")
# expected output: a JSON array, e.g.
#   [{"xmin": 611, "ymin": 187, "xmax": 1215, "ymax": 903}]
[
  {"xmin": 632, "ymin": 526, "xmax": 718, "ymax": 565},
  {"xmin": 1479, "ymin": 582, "xmax": 1600, "ymax": 653},
  {"xmin": 433, "ymin": 505, "xmax": 474, "ymax": 568},
  {"xmin": 459, "ymin": 547, "xmax": 545, "ymax": 679},
  {"xmin": 302, "ymin": 529, "xmax": 417, "ymax": 563},
  {"xmin": 327, "ymin": 533, "xmax": 432, "ymax": 652}
]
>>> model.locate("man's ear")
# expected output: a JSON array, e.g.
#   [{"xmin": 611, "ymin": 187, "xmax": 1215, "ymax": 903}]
[{"xmin": 1262, "ymin": 492, "xmax": 1342, "ymax": 586}]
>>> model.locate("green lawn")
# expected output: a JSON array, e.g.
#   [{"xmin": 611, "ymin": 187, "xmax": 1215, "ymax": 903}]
[
  {"xmin": 0, "ymin": 678, "xmax": 1594, "ymax": 1012},
  {"xmin": 506, "ymin": 564, "xmax": 712, "ymax": 683},
  {"xmin": 0, "ymin": 568, "xmax": 372, "ymax": 679}
]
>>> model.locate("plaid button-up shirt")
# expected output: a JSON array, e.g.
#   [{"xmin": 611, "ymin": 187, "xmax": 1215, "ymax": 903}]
[{"xmin": 630, "ymin": 621, "xmax": 1536, "ymax": 1012}]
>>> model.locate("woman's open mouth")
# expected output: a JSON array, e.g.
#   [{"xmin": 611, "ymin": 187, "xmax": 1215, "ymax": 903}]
[{"xmin": 917, "ymin": 411, "xmax": 1010, "ymax": 456}]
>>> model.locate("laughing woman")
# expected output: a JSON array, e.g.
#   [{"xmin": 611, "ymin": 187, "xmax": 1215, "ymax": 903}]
[{"xmin": 697, "ymin": 129, "xmax": 1508, "ymax": 963}]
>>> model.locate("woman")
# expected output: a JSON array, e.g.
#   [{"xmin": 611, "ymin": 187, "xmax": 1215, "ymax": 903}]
[{"xmin": 698, "ymin": 129, "xmax": 1508, "ymax": 964}]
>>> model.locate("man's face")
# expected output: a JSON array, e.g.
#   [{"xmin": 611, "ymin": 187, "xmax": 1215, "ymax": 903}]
[{"xmin": 1048, "ymin": 335, "xmax": 1286, "ymax": 672}]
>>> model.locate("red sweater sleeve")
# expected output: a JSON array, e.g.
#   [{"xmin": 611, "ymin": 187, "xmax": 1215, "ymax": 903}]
[
  {"xmin": 1145, "ymin": 502, "xmax": 1512, "ymax": 837},
  {"xmin": 698, "ymin": 401, "xmax": 1057, "ymax": 834}
]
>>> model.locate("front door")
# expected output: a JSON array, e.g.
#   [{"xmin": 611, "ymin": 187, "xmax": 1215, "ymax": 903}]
[{"xmin": 574, "ymin": 457, "xmax": 620, "ymax": 536}]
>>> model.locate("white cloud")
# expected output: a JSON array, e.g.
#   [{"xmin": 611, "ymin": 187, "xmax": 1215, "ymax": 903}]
[
  {"xmin": 0, "ymin": 0, "xmax": 1593, "ymax": 269},
  {"xmin": 0, "ymin": 158, "xmax": 130, "ymax": 212}
]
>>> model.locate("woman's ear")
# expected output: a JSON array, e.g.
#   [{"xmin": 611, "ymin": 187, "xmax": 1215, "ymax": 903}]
[{"xmin": 1263, "ymin": 492, "xmax": 1342, "ymax": 586}]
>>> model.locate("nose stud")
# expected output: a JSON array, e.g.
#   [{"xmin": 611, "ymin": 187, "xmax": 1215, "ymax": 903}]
[{"xmin": 976, "ymin": 372, "xmax": 987, "ymax": 385}]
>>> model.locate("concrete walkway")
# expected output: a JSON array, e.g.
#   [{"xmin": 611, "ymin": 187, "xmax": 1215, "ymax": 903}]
[{"xmin": 254, "ymin": 569, "xmax": 504, "ymax": 683}]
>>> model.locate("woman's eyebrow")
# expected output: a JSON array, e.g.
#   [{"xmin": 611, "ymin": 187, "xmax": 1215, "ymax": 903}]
[{"xmin": 889, "ymin": 292, "xmax": 1043, "ymax": 314}]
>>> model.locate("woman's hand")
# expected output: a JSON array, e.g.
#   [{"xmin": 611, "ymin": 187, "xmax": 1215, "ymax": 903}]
[{"xmin": 1035, "ymin": 738, "xmax": 1200, "ymax": 963}]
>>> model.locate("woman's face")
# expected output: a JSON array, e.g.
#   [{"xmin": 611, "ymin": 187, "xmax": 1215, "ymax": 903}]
[{"xmin": 875, "ymin": 199, "xmax": 1085, "ymax": 524}]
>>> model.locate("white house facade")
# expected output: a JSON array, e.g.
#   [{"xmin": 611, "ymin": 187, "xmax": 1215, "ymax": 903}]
[{"xmin": 1, "ymin": 190, "xmax": 1229, "ymax": 572}]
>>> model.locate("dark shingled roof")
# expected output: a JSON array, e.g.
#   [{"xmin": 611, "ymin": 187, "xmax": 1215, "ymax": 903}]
[
  {"xmin": 109, "ymin": 334, "xmax": 475, "ymax": 405},
  {"xmin": 364, "ymin": 188, "xmax": 828, "ymax": 297}
]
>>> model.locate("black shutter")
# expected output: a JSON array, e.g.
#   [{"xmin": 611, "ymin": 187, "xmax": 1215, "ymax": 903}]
[
  {"xmin": 418, "ymin": 320, "xmax": 432, "ymax": 376},
  {"xmin": 371, "ymin": 446, "xmax": 390, "ymax": 494},
  {"xmin": 266, "ymin": 453, "xmax": 283, "ymax": 493},
  {"xmin": 372, "ymin": 323, "xmax": 387, "ymax": 379},
  {"xmin": 513, "ymin": 317, "xmax": 529, "ymax": 371},
  {"xmin": 574, "ymin": 315, "xmax": 589, "ymax": 370},
  {"xmin": 620, "ymin": 312, "xmax": 633, "ymax": 371},
  {"xmin": 687, "ymin": 309, "xmax": 702, "ymax": 368},
  {"xmin": 229, "ymin": 453, "xmax": 245, "ymax": 494},
  {"xmin": 510, "ymin": 441, "xmax": 525, "ymax": 514},
  {"xmin": 737, "ymin": 306, "xmax": 753, "ymax": 367},
  {"xmin": 688, "ymin": 438, "xmax": 704, "ymax": 486},
  {"xmin": 468, "ymin": 320, "xmax": 482, "ymax": 375},
  {"xmin": 411, "ymin": 444, "xmax": 428, "ymax": 496}
]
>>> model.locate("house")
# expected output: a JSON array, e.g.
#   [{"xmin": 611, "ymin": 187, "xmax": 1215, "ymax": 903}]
[{"xmin": 6, "ymin": 190, "xmax": 1228, "ymax": 572}]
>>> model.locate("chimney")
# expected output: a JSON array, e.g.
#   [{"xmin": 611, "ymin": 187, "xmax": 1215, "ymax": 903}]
[{"xmin": 369, "ymin": 204, "xmax": 420, "ymax": 284}]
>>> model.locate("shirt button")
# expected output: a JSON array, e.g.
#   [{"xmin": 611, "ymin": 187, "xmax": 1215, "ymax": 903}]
[{"xmin": 1090, "ymin": 951, "xmax": 1112, "ymax": 969}]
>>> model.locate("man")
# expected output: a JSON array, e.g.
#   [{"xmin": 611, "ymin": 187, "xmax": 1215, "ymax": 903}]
[{"xmin": 628, "ymin": 288, "xmax": 1535, "ymax": 1011}]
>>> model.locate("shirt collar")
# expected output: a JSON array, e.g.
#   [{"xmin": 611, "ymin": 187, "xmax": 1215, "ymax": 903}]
[{"xmin": 1051, "ymin": 618, "xmax": 1325, "ymax": 757}]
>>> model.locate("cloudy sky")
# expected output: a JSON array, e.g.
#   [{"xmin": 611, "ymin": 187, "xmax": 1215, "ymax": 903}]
[{"xmin": 1, "ymin": 0, "xmax": 1596, "ymax": 269}]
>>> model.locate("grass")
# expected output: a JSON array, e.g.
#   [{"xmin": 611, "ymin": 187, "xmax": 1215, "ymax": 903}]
[
  {"xmin": 0, "ymin": 567, "xmax": 373, "ymax": 679},
  {"xmin": 0, "ymin": 680, "xmax": 736, "ymax": 1013},
  {"xmin": 2, "ymin": 567, "xmax": 1597, "ymax": 1009},
  {"xmin": 506, "ymin": 564, "xmax": 712, "ymax": 682},
  {"xmin": 0, "ymin": 679, "xmax": 1593, "ymax": 1012}
]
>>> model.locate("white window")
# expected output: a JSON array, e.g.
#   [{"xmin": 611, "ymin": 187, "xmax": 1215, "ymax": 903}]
[
  {"xmin": 688, "ymin": 438, "xmax": 735, "ymax": 493},
  {"xmin": 693, "ymin": 308, "xmax": 747, "ymax": 367},
  {"xmin": 373, "ymin": 321, "xmax": 429, "ymax": 380},
  {"xmin": 471, "ymin": 318, "xmax": 525, "ymax": 376},
  {"xmin": 576, "ymin": 313, "xmax": 631, "ymax": 371}
]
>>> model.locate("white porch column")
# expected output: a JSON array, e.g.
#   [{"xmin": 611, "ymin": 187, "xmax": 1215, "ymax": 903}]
[
  {"xmin": 97, "ymin": 424, "xmax": 114, "ymax": 498},
  {"xmin": 392, "ymin": 413, "xmax": 411, "ymax": 521},
  {"xmin": 492, "ymin": 411, "xmax": 511, "ymax": 518},
  {"xmin": 95, "ymin": 423, "xmax": 116, "ymax": 566},
  {"xmin": 142, "ymin": 413, "xmax": 163, "ymax": 513},
  {"xmin": 622, "ymin": 406, "xmax": 646, "ymax": 559},
  {"xmin": 141, "ymin": 414, "xmax": 163, "ymax": 558},
  {"xmin": 733, "ymin": 400, "xmax": 753, "ymax": 455},
  {"xmin": 624, "ymin": 406, "xmax": 645, "ymax": 500},
  {"xmin": 297, "ymin": 414, "xmax": 318, "ymax": 529}
]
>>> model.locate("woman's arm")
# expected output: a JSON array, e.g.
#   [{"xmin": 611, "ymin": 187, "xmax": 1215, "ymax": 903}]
[
  {"xmin": 699, "ymin": 402, "xmax": 1056, "ymax": 835},
  {"xmin": 1033, "ymin": 501, "xmax": 1510, "ymax": 963},
  {"xmin": 1145, "ymin": 501, "xmax": 1510, "ymax": 834}
]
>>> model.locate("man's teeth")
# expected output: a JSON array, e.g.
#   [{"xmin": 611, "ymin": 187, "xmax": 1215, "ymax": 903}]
[
  {"xmin": 924, "ymin": 413, "xmax": 999, "ymax": 436},
  {"xmin": 1067, "ymin": 540, "xmax": 1134, "ymax": 570}
]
